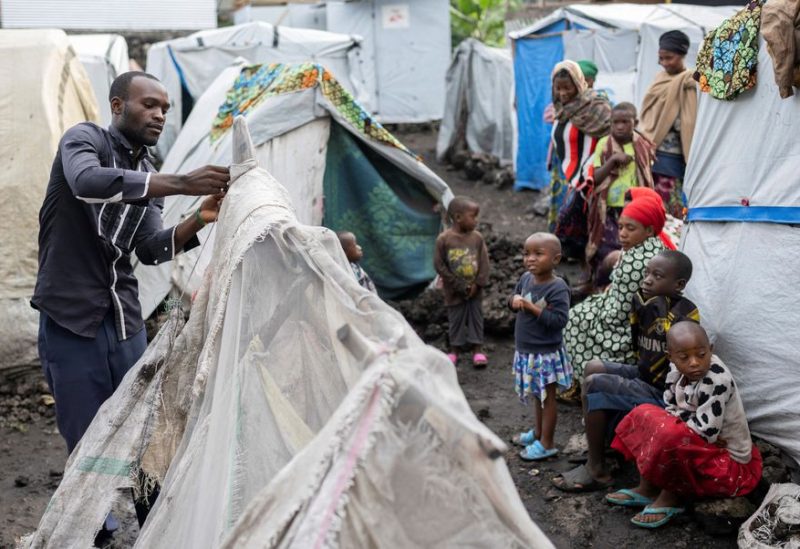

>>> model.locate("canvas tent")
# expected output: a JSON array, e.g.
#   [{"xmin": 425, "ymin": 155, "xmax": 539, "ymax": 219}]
[
  {"xmin": 436, "ymin": 38, "xmax": 515, "ymax": 164},
  {"xmin": 509, "ymin": 3, "xmax": 738, "ymax": 190},
  {"xmin": 69, "ymin": 34, "xmax": 130, "ymax": 126},
  {"xmin": 135, "ymin": 61, "xmax": 452, "ymax": 317},
  {"xmin": 145, "ymin": 22, "xmax": 370, "ymax": 159},
  {"xmin": 234, "ymin": 0, "xmax": 452, "ymax": 124},
  {"xmin": 0, "ymin": 29, "xmax": 99, "ymax": 376},
  {"xmin": 681, "ymin": 39, "xmax": 800, "ymax": 467},
  {"xmin": 25, "ymin": 116, "xmax": 553, "ymax": 549}
]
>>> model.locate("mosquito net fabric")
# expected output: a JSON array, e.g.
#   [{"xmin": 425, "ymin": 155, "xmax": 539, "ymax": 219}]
[{"xmin": 23, "ymin": 118, "xmax": 551, "ymax": 549}]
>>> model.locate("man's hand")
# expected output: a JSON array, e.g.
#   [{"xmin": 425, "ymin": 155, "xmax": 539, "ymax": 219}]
[
  {"xmin": 148, "ymin": 165, "xmax": 231, "ymax": 198},
  {"xmin": 198, "ymin": 192, "xmax": 225, "ymax": 224}
]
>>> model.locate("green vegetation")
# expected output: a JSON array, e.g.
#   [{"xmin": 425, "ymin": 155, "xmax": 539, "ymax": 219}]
[{"xmin": 450, "ymin": 0, "xmax": 521, "ymax": 48}]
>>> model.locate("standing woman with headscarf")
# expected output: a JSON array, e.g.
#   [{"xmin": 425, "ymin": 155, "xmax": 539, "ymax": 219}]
[
  {"xmin": 639, "ymin": 30, "xmax": 698, "ymax": 219},
  {"xmin": 547, "ymin": 60, "xmax": 612, "ymax": 260}
]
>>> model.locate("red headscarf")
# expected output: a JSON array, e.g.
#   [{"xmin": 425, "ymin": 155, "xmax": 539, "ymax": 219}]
[{"xmin": 621, "ymin": 194, "xmax": 676, "ymax": 249}]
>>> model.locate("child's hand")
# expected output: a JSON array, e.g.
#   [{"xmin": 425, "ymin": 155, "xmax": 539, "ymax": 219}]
[
  {"xmin": 714, "ymin": 437, "xmax": 728, "ymax": 448},
  {"xmin": 511, "ymin": 294, "xmax": 524, "ymax": 310},
  {"xmin": 467, "ymin": 283, "xmax": 478, "ymax": 299},
  {"xmin": 611, "ymin": 152, "xmax": 633, "ymax": 167}
]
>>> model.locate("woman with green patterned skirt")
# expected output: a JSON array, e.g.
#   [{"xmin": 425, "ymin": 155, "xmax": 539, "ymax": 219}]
[{"xmin": 561, "ymin": 197, "xmax": 667, "ymax": 399}]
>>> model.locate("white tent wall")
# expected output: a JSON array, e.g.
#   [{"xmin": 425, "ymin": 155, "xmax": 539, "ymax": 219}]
[
  {"xmin": 681, "ymin": 41, "xmax": 800, "ymax": 466},
  {"xmin": 0, "ymin": 29, "xmax": 99, "ymax": 374},
  {"xmin": 436, "ymin": 39, "xmax": 514, "ymax": 163},
  {"xmin": 145, "ymin": 22, "xmax": 370, "ymax": 159},
  {"xmin": 326, "ymin": 0, "xmax": 450, "ymax": 123},
  {"xmin": 69, "ymin": 34, "xmax": 130, "ymax": 126}
]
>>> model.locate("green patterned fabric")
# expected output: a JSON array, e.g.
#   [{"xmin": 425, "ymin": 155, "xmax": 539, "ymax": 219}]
[
  {"xmin": 323, "ymin": 123, "xmax": 440, "ymax": 299},
  {"xmin": 694, "ymin": 0, "xmax": 762, "ymax": 101},
  {"xmin": 564, "ymin": 237, "xmax": 666, "ymax": 378},
  {"xmin": 210, "ymin": 62, "xmax": 413, "ymax": 157}
]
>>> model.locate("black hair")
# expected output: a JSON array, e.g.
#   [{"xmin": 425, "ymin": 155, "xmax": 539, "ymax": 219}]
[
  {"xmin": 612, "ymin": 101, "xmax": 637, "ymax": 118},
  {"xmin": 109, "ymin": 71, "xmax": 161, "ymax": 102},
  {"xmin": 553, "ymin": 68, "xmax": 572, "ymax": 81},
  {"xmin": 336, "ymin": 230, "xmax": 355, "ymax": 243},
  {"xmin": 447, "ymin": 196, "xmax": 479, "ymax": 220},
  {"xmin": 667, "ymin": 320, "xmax": 708, "ymax": 346},
  {"xmin": 658, "ymin": 250, "xmax": 693, "ymax": 281}
]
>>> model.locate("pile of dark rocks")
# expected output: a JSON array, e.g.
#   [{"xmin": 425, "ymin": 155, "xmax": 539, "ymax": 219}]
[
  {"xmin": 0, "ymin": 376, "xmax": 55, "ymax": 430},
  {"xmin": 448, "ymin": 151, "xmax": 515, "ymax": 190}
]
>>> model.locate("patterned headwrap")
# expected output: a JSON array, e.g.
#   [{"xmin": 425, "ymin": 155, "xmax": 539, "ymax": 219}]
[
  {"xmin": 552, "ymin": 60, "xmax": 611, "ymax": 138},
  {"xmin": 659, "ymin": 30, "xmax": 690, "ymax": 55}
]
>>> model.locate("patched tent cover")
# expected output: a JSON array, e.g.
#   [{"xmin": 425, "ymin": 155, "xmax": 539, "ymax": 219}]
[
  {"xmin": 145, "ymin": 22, "xmax": 370, "ymax": 159},
  {"xmin": 135, "ymin": 62, "xmax": 452, "ymax": 316},
  {"xmin": 24, "ymin": 117, "xmax": 552, "ymax": 549},
  {"xmin": 681, "ymin": 38, "xmax": 800, "ymax": 467},
  {"xmin": 0, "ymin": 29, "xmax": 99, "ymax": 376}
]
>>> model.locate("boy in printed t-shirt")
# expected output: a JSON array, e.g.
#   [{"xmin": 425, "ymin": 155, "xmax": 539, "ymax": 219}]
[
  {"xmin": 434, "ymin": 196, "xmax": 490, "ymax": 368},
  {"xmin": 553, "ymin": 250, "xmax": 699, "ymax": 492}
]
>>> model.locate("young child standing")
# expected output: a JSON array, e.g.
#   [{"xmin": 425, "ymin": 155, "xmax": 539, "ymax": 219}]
[
  {"xmin": 337, "ymin": 231, "xmax": 377, "ymax": 293},
  {"xmin": 434, "ymin": 196, "xmax": 490, "ymax": 368},
  {"xmin": 510, "ymin": 233, "xmax": 572, "ymax": 461},
  {"xmin": 584, "ymin": 102, "xmax": 656, "ymax": 270},
  {"xmin": 609, "ymin": 322, "xmax": 762, "ymax": 528}
]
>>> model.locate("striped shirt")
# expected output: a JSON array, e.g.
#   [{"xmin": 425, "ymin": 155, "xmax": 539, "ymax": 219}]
[
  {"xmin": 550, "ymin": 119, "xmax": 598, "ymax": 188},
  {"xmin": 31, "ymin": 122, "xmax": 199, "ymax": 340}
]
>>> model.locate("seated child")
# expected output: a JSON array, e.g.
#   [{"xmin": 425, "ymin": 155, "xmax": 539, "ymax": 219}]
[
  {"xmin": 433, "ymin": 196, "xmax": 490, "ymax": 368},
  {"xmin": 509, "ymin": 233, "xmax": 572, "ymax": 461},
  {"xmin": 553, "ymin": 250, "xmax": 699, "ymax": 492},
  {"xmin": 608, "ymin": 322, "xmax": 762, "ymax": 528},
  {"xmin": 584, "ymin": 102, "xmax": 656, "ymax": 272},
  {"xmin": 337, "ymin": 231, "xmax": 377, "ymax": 293}
]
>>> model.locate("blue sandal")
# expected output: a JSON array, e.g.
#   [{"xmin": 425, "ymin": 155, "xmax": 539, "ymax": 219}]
[
  {"xmin": 519, "ymin": 440, "xmax": 558, "ymax": 461},
  {"xmin": 631, "ymin": 506, "xmax": 685, "ymax": 529},
  {"xmin": 512, "ymin": 429, "xmax": 537, "ymax": 447},
  {"xmin": 605, "ymin": 489, "xmax": 655, "ymax": 508}
]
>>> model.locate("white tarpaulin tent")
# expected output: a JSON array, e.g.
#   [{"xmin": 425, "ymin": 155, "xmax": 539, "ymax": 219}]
[
  {"xmin": 0, "ymin": 29, "xmax": 99, "ymax": 376},
  {"xmin": 436, "ymin": 38, "xmax": 515, "ymax": 164},
  {"xmin": 145, "ymin": 22, "xmax": 371, "ymax": 158},
  {"xmin": 25, "ymin": 116, "xmax": 553, "ymax": 549},
  {"xmin": 509, "ymin": 3, "xmax": 738, "ymax": 190},
  {"xmin": 69, "ymin": 34, "xmax": 130, "ymax": 126},
  {"xmin": 135, "ymin": 60, "xmax": 453, "ymax": 315},
  {"xmin": 235, "ymin": 0, "xmax": 452, "ymax": 124},
  {"xmin": 681, "ymin": 39, "xmax": 800, "ymax": 467}
]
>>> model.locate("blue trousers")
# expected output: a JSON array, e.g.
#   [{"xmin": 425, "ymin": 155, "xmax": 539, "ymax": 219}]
[{"xmin": 38, "ymin": 311, "xmax": 146, "ymax": 453}]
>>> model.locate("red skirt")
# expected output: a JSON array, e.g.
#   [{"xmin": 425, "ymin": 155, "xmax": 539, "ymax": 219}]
[{"xmin": 611, "ymin": 404, "xmax": 762, "ymax": 498}]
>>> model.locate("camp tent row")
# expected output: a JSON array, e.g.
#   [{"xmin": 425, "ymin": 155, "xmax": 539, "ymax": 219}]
[
  {"xmin": 682, "ymin": 38, "xmax": 800, "ymax": 468},
  {"xmin": 135, "ymin": 59, "xmax": 453, "ymax": 317},
  {"xmin": 145, "ymin": 22, "xmax": 371, "ymax": 159},
  {"xmin": 508, "ymin": 3, "xmax": 738, "ymax": 190}
]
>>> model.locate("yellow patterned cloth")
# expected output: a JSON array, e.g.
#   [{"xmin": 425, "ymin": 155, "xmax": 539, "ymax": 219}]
[{"xmin": 210, "ymin": 62, "xmax": 414, "ymax": 158}]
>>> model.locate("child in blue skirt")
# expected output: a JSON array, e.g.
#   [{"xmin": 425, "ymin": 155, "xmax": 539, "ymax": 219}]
[{"xmin": 509, "ymin": 232, "xmax": 573, "ymax": 460}]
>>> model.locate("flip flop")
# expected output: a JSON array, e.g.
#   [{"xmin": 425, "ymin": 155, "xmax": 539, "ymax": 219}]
[
  {"xmin": 631, "ymin": 506, "xmax": 685, "ymax": 529},
  {"xmin": 512, "ymin": 429, "xmax": 537, "ymax": 447},
  {"xmin": 447, "ymin": 353, "xmax": 458, "ymax": 365},
  {"xmin": 520, "ymin": 440, "xmax": 558, "ymax": 461},
  {"xmin": 551, "ymin": 464, "xmax": 613, "ymax": 493},
  {"xmin": 605, "ymin": 489, "xmax": 655, "ymax": 508},
  {"xmin": 472, "ymin": 353, "xmax": 488, "ymax": 369}
]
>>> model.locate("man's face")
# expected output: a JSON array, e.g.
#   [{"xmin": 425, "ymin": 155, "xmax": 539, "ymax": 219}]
[{"xmin": 113, "ymin": 76, "xmax": 169, "ymax": 148}]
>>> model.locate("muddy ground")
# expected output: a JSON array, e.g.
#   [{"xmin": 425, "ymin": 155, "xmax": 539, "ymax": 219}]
[{"xmin": 0, "ymin": 127, "xmax": 748, "ymax": 548}]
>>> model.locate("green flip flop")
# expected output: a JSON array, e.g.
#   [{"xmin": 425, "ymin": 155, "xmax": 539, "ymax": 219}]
[
  {"xmin": 631, "ymin": 506, "xmax": 685, "ymax": 529},
  {"xmin": 605, "ymin": 489, "xmax": 655, "ymax": 508}
]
